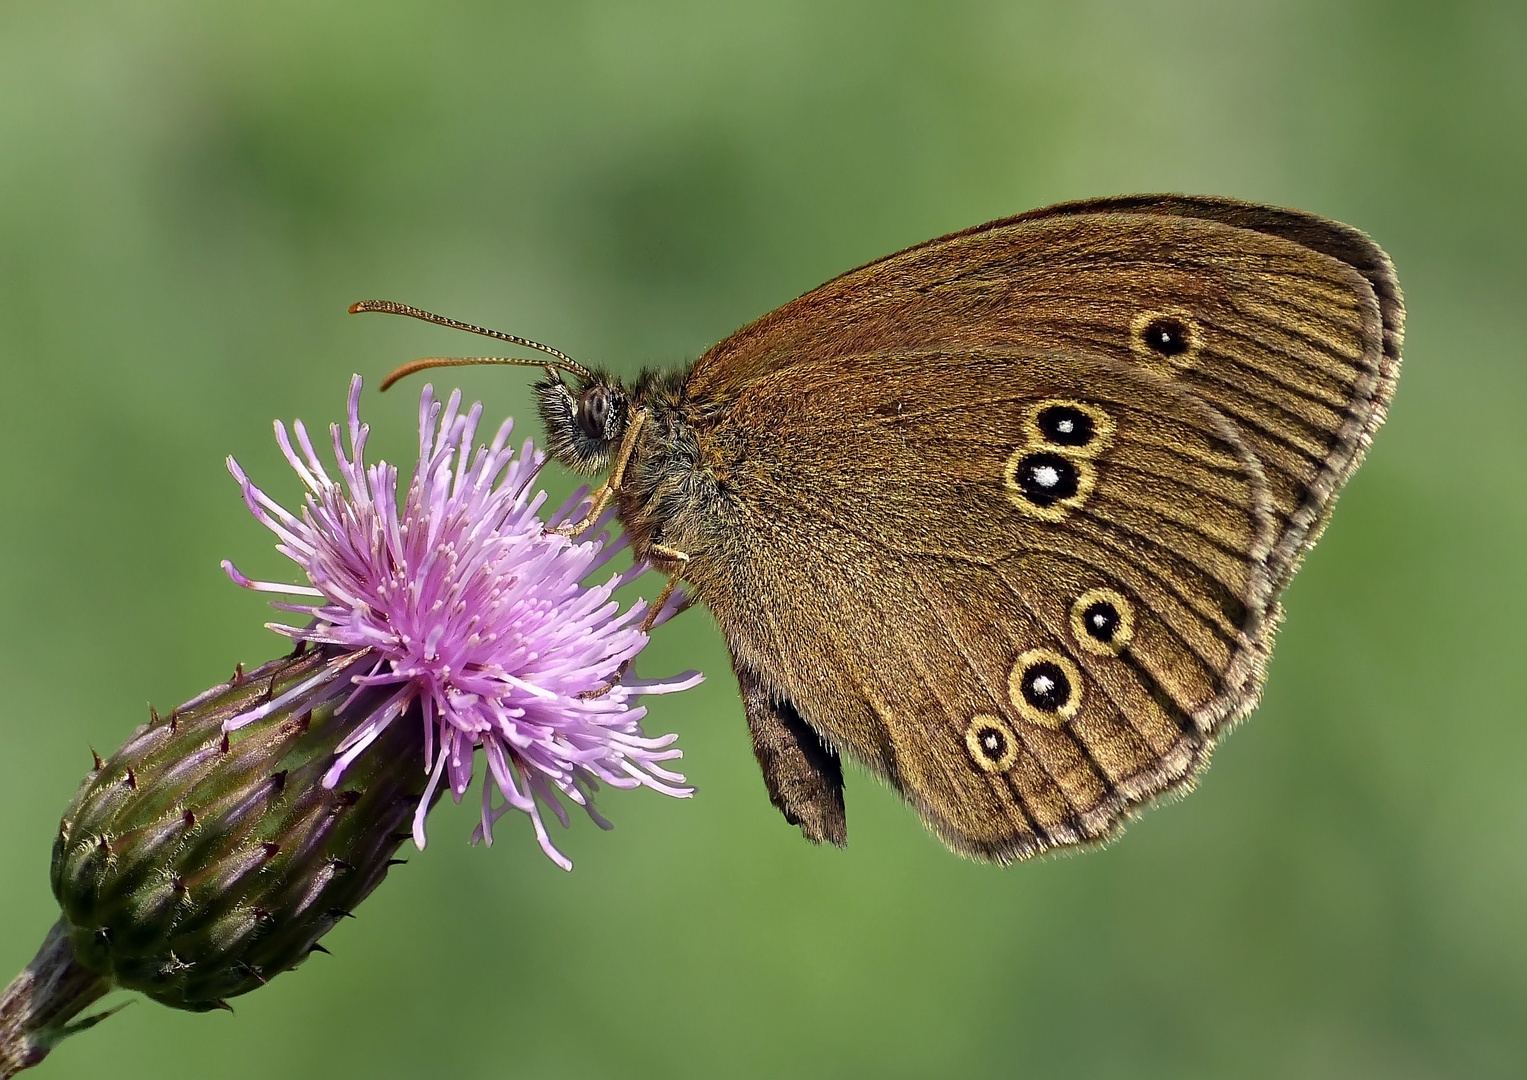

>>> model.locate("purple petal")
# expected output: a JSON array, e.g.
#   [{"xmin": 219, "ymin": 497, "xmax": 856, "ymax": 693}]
[{"xmin": 222, "ymin": 376, "xmax": 699, "ymax": 867}]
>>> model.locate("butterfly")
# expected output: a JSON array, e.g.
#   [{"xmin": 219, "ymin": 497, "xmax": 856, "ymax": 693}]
[{"xmin": 354, "ymin": 194, "xmax": 1403, "ymax": 863}]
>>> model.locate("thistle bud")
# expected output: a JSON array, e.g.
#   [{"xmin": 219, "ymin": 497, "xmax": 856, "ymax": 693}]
[{"xmin": 51, "ymin": 647, "xmax": 429, "ymax": 1011}]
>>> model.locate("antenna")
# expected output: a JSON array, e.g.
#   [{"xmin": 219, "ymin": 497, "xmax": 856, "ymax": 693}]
[{"xmin": 349, "ymin": 300, "xmax": 594, "ymax": 387}]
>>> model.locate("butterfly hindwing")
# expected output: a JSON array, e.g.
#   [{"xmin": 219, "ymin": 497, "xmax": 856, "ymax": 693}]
[{"xmin": 695, "ymin": 350, "xmax": 1276, "ymax": 859}]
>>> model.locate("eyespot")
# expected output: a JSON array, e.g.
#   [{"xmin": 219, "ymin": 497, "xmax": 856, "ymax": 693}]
[
  {"xmin": 1011, "ymin": 453, "xmax": 1077, "ymax": 505},
  {"xmin": 1037, "ymin": 405, "xmax": 1093, "ymax": 446},
  {"xmin": 1142, "ymin": 317, "xmax": 1190, "ymax": 355},
  {"xmin": 576, "ymin": 386, "xmax": 611, "ymax": 440},
  {"xmin": 1003, "ymin": 451, "xmax": 1095, "ymax": 520},
  {"xmin": 965, "ymin": 714, "xmax": 1019, "ymax": 772},
  {"xmin": 1131, "ymin": 310, "xmax": 1201, "ymax": 366},
  {"xmin": 1070, "ymin": 588, "xmax": 1135, "ymax": 656},
  {"xmin": 1008, "ymin": 648, "xmax": 1083, "ymax": 728},
  {"xmin": 1021, "ymin": 399, "xmax": 1115, "ymax": 457}
]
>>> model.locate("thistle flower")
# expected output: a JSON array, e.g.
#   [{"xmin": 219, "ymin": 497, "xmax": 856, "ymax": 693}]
[
  {"xmin": 222, "ymin": 375, "xmax": 702, "ymax": 869},
  {"xmin": 3, "ymin": 378, "xmax": 701, "ymax": 1073}
]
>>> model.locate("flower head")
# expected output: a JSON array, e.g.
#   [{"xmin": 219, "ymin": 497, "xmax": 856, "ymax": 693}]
[{"xmin": 222, "ymin": 376, "xmax": 700, "ymax": 869}]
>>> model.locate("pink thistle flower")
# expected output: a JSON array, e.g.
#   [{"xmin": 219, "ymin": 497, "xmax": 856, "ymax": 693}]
[{"xmin": 221, "ymin": 376, "xmax": 701, "ymax": 870}]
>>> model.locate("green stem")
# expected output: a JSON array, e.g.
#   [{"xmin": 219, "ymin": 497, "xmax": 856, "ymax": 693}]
[{"xmin": 0, "ymin": 921, "xmax": 117, "ymax": 1078}]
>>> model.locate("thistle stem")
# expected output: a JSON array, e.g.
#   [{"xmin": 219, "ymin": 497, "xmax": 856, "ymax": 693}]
[{"xmin": 0, "ymin": 921, "xmax": 116, "ymax": 1078}]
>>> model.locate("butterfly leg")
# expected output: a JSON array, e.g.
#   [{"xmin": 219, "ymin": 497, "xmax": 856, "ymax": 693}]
[
  {"xmin": 734, "ymin": 663, "xmax": 847, "ymax": 847},
  {"xmin": 552, "ymin": 408, "xmax": 648, "ymax": 539},
  {"xmin": 638, "ymin": 543, "xmax": 692, "ymax": 633},
  {"xmin": 579, "ymin": 546, "xmax": 695, "ymax": 702}
]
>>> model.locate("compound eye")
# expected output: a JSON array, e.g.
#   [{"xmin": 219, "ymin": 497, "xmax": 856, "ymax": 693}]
[{"xmin": 577, "ymin": 387, "xmax": 610, "ymax": 440}]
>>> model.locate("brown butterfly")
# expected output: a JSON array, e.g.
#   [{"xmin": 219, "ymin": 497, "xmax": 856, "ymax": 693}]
[{"xmin": 354, "ymin": 194, "xmax": 1403, "ymax": 863}]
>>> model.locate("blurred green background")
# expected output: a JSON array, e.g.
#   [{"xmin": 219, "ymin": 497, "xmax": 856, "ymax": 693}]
[{"xmin": 2, "ymin": 2, "xmax": 1524, "ymax": 1078}]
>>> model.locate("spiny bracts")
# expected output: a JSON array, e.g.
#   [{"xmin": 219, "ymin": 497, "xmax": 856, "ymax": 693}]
[{"xmin": 50, "ymin": 647, "xmax": 432, "ymax": 1011}]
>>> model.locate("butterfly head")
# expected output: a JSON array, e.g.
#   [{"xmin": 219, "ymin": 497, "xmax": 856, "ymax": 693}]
[
  {"xmin": 535, "ymin": 371, "xmax": 630, "ymax": 476},
  {"xmin": 347, "ymin": 301, "xmax": 633, "ymax": 478}
]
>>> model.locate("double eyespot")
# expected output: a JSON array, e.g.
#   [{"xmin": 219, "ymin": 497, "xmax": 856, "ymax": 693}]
[
  {"xmin": 964, "ymin": 641, "xmax": 1100, "ymax": 772},
  {"xmin": 963, "ymin": 647, "xmax": 1089, "ymax": 772},
  {"xmin": 1005, "ymin": 399, "xmax": 1113, "ymax": 520},
  {"xmin": 1070, "ymin": 587, "xmax": 1135, "ymax": 657}
]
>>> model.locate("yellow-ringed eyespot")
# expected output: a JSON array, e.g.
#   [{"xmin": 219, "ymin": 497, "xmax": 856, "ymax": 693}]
[
  {"xmin": 1008, "ymin": 648, "xmax": 1083, "ymax": 727},
  {"xmin": 1070, "ymin": 588, "xmax": 1135, "ymax": 657},
  {"xmin": 965, "ymin": 714, "xmax": 1020, "ymax": 773}
]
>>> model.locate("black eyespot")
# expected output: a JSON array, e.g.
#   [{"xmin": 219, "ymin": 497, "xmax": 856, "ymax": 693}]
[
  {"xmin": 1069, "ymin": 589, "xmax": 1134, "ymax": 657},
  {"xmin": 1141, "ymin": 316, "xmax": 1192, "ymax": 357},
  {"xmin": 1081, "ymin": 600, "xmax": 1121, "ymax": 644},
  {"xmin": 965, "ymin": 714, "xmax": 1018, "ymax": 771},
  {"xmin": 1013, "ymin": 453, "xmax": 1079, "ymax": 507},
  {"xmin": 1019, "ymin": 661, "xmax": 1071, "ymax": 713},
  {"xmin": 576, "ymin": 387, "xmax": 610, "ymax": 440},
  {"xmin": 1036, "ymin": 405, "xmax": 1095, "ymax": 448}
]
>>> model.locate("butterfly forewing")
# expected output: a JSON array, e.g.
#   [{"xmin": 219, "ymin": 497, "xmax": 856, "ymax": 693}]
[{"xmin": 689, "ymin": 198, "xmax": 1400, "ymax": 590}]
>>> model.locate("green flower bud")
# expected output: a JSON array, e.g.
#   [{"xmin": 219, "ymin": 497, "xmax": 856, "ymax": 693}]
[{"xmin": 50, "ymin": 647, "xmax": 432, "ymax": 1012}]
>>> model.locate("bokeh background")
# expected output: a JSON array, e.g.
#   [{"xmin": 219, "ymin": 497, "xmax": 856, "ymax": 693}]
[{"xmin": 2, "ymin": 2, "xmax": 1524, "ymax": 1078}]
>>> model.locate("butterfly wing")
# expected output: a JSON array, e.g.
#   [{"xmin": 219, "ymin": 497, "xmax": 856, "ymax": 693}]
[
  {"xmin": 673, "ymin": 198, "xmax": 1401, "ymax": 859},
  {"xmin": 688, "ymin": 196, "xmax": 1402, "ymax": 589},
  {"xmin": 700, "ymin": 350, "xmax": 1276, "ymax": 860}
]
